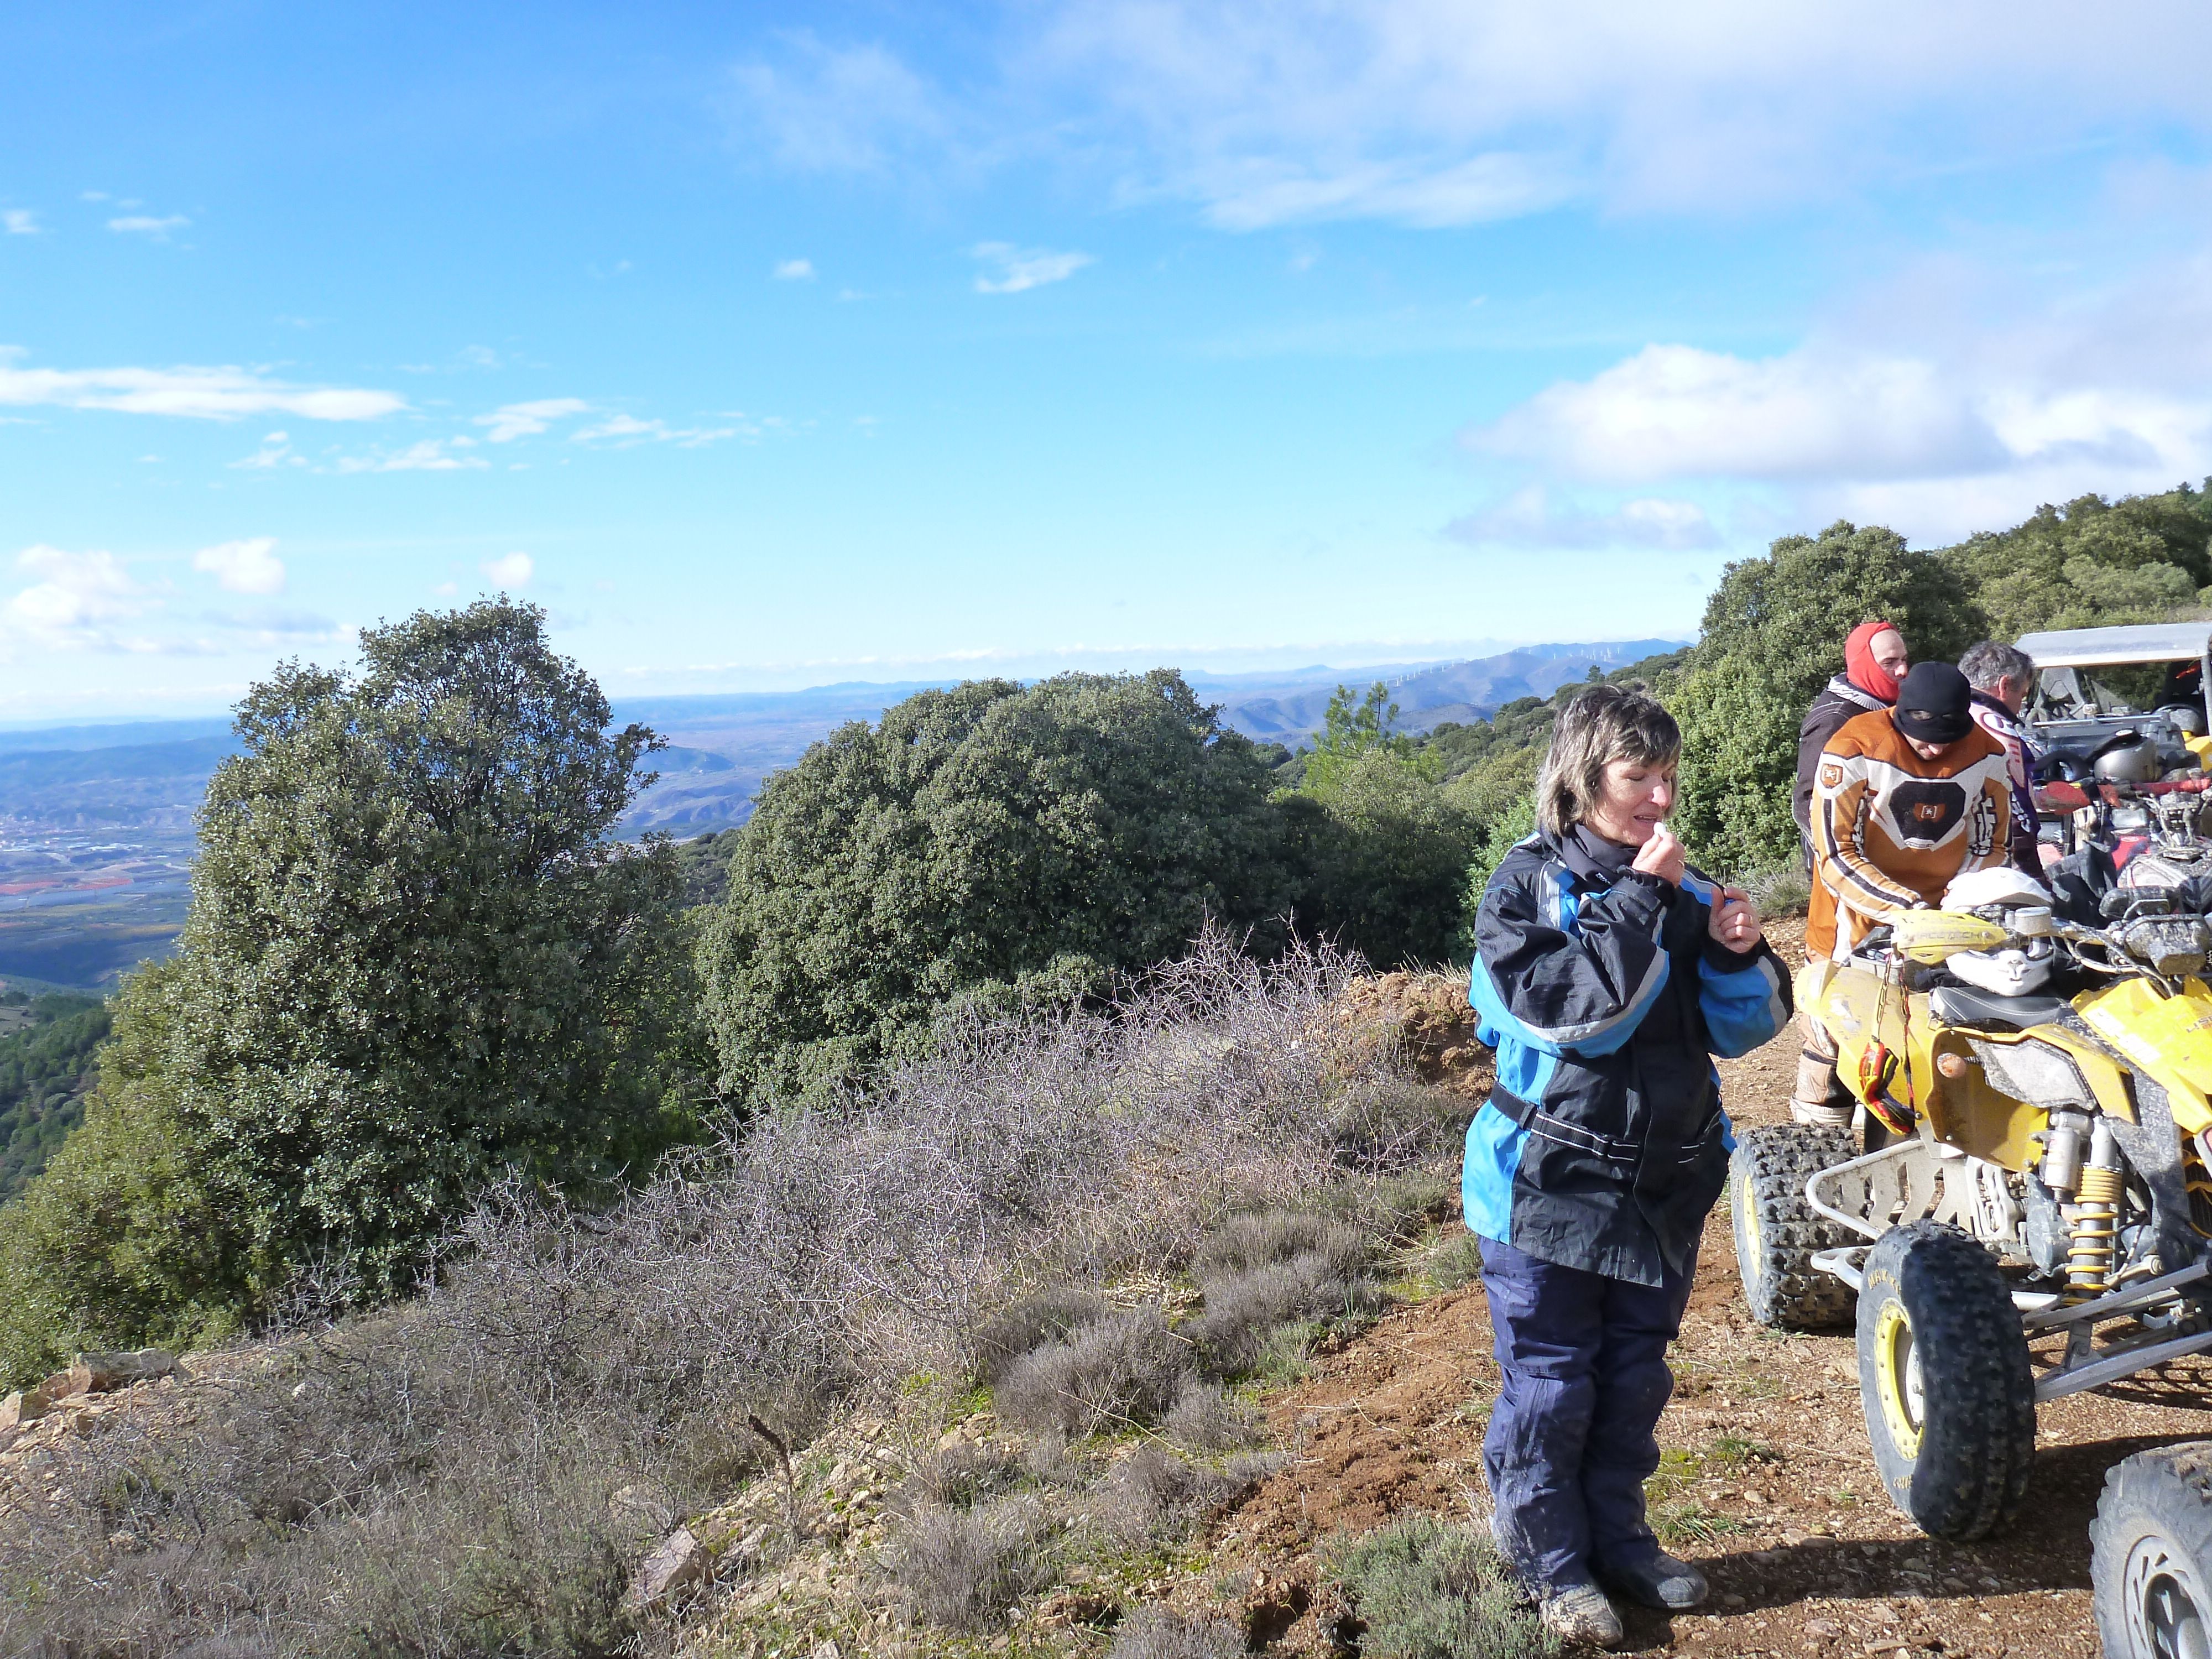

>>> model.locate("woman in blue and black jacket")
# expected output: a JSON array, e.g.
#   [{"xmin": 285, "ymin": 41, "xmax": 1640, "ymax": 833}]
[{"xmin": 1465, "ymin": 685, "xmax": 1790, "ymax": 1647}]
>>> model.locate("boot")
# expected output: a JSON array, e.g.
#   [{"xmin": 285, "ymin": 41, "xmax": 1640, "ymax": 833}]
[
  {"xmin": 1790, "ymin": 1095, "xmax": 1853, "ymax": 1129},
  {"xmin": 1537, "ymin": 1582, "xmax": 1624, "ymax": 1647},
  {"xmin": 1792, "ymin": 1047, "xmax": 1852, "ymax": 1129},
  {"xmin": 1601, "ymin": 1549, "xmax": 1709, "ymax": 1610}
]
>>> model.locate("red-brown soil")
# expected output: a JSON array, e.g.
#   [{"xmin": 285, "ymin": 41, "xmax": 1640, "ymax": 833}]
[{"xmin": 1213, "ymin": 920, "xmax": 2201, "ymax": 1657}]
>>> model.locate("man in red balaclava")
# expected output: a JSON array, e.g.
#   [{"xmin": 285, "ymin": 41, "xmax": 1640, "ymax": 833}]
[{"xmin": 1792, "ymin": 619, "xmax": 1910, "ymax": 858}]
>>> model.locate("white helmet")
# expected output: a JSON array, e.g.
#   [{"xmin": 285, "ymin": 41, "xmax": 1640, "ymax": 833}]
[
  {"xmin": 1943, "ymin": 867, "xmax": 2052, "ymax": 911},
  {"xmin": 1942, "ymin": 865, "xmax": 2056, "ymax": 996}
]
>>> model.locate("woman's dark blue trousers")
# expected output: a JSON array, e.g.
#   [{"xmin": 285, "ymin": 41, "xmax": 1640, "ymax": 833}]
[{"xmin": 1476, "ymin": 1235, "xmax": 1697, "ymax": 1593}]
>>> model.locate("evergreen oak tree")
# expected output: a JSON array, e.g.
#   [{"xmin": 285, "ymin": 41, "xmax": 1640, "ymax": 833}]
[
  {"xmin": 0, "ymin": 601, "xmax": 694, "ymax": 1376},
  {"xmin": 699, "ymin": 671, "xmax": 1290, "ymax": 1101}
]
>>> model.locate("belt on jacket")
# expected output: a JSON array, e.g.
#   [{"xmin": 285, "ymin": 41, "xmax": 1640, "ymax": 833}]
[{"xmin": 1487, "ymin": 1086, "xmax": 1719, "ymax": 1167}]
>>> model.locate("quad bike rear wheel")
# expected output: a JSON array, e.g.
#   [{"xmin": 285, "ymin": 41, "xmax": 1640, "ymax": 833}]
[
  {"xmin": 2093, "ymin": 1443, "xmax": 2212, "ymax": 1659},
  {"xmin": 1856, "ymin": 1220, "xmax": 2036, "ymax": 1540},
  {"xmin": 1730, "ymin": 1123, "xmax": 1858, "ymax": 1329}
]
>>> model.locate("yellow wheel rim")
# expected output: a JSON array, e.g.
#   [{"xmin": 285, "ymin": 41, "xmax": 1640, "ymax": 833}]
[
  {"xmin": 1874, "ymin": 1300, "xmax": 1924, "ymax": 1462},
  {"xmin": 1741, "ymin": 1175, "xmax": 1763, "ymax": 1260}
]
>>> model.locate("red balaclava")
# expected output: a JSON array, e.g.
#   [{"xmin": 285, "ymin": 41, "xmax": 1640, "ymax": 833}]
[{"xmin": 1843, "ymin": 619, "xmax": 1903, "ymax": 704}]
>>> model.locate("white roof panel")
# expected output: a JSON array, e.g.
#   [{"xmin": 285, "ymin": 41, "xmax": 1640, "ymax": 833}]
[{"xmin": 2016, "ymin": 623, "xmax": 2212, "ymax": 669}]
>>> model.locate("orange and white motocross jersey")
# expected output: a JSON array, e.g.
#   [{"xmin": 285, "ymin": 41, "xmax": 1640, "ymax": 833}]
[{"xmin": 1805, "ymin": 707, "xmax": 2013, "ymax": 961}]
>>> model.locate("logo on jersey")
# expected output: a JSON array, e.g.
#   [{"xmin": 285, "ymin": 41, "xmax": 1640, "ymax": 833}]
[
  {"xmin": 1819, "ymin": 763, "xmax": 1843, "ymax": 789},
  {"xmin": 1886, "ymin": 779, "xmax": 1968, "ymax": 845}
]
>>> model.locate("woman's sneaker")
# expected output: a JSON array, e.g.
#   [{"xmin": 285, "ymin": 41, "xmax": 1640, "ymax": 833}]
[
  {"xmin": 1537, "ymin": 1582, "xmax": 1624, "ymax": 1646},
  {"xmin": 1601, "ymin": 1549, "xmax": 1709, "ymax": 1610}
]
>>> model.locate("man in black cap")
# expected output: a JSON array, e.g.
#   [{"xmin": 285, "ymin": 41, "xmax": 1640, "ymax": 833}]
[{"xmin": 1792, "ymin": 660, "xmax": 2017, "ymax": 1131}]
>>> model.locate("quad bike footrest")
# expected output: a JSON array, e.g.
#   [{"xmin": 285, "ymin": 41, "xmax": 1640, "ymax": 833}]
[{"xmin": 1810, "ymin": 1245, "xmax": 1869, "ymax": 1292}]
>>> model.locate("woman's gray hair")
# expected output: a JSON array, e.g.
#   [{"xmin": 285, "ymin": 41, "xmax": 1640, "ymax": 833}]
[{"xmin": 1536, "ymin": 685, "xmax": 1681, "ymax": 836}]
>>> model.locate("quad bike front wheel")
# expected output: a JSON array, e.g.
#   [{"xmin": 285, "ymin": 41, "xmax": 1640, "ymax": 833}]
[
  {"xmin": 2093, "ymin": 1444, "xmax": 2212, "ymax": 1659},
  {"xmin": 1730, "ymin": 1123, "xmax": 1858, "ymax": 1329},
  {"xmin": 1856, "ymin": 1220, "xmax": 2036, "ymax": 1540}
]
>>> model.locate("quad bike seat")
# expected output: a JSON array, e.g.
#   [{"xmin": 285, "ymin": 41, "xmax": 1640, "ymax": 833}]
[{"xmin": 1928, "ymin": 984, "xmax": 2070, "ymax": 1031}]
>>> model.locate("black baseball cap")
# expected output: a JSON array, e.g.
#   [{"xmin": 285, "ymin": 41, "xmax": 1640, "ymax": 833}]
[{"xmin": 1892, "ymin": 660, "xmax": 1974, "ymax": 745}]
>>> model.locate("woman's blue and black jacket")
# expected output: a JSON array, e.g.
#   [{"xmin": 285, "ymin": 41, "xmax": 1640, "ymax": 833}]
[{"xmin": 1463, "ymin": 830, "xmax": 1791, "ymax": 1287}]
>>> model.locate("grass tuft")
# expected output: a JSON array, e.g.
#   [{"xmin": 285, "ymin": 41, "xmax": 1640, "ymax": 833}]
[
  {"xmin": 1190, "ymin": 1252, "xmax": 1382, "ymax": 1378},
  {"xmin": 1326, "ymin": 1512, "xmax": 1557, "ymax": 1659},
  {"xmin": 1161, "ymin": 1379, "xmax": 1267, "ymax": 1454},
  {"xmin": 1108, "ymin": 1601, "xmax": 1245, "ymax": 1658},
  {"xmin": 880, "ymin": 1493, "xmax": 1055, "ymax": 1632},
  {"xmin": 973, "ymin": 1287, "xmax": 1112, "ymax": 1386},
  {"xmin": 995, "ymin": 1306, "xmax": 1192, "ymax": 1438}
]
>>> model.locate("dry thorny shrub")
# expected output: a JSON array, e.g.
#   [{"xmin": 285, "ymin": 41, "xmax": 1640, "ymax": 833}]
[{"xmin": 0, "ymin": 927, "xmax": 1454, "ymax": 1658}]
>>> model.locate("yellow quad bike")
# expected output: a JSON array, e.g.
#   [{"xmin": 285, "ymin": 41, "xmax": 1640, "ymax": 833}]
[{"xmin": 1730, "ymin": 894, "xmax": 2212, "ymax": 1655}]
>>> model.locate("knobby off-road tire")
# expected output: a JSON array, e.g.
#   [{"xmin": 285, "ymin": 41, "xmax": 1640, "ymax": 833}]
[
  {"xmin": 1730, "ymin": 1124, "xmax": 1859, "ymax": 1329},
  {"xmin": 2093, "ymin": 1442, "xmax": 2212, "ymax": 1659},
  {"xmin": 1856, "ymin": 1221, "xmax": 2036, "ymax": 1541}
]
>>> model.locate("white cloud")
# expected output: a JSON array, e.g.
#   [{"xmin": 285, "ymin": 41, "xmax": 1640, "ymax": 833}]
[
  {"xmin": 0, "ymin": 353, "xmax": 404, "ymax": 421},
  {"xmin": 1045, "ymin": 2, "xmax": 2212, "ymax": 226},
  {"xmin": 971, "ymin": 242, "xmax": 1093, "ymax": 294},
  {"xmin": 231, "ymin": 431, "xmax": 301, "ymax": 470},
  {"xmin": 1198, "ymin": 152, "xmax": 1580, "ymax": 231},
  {"xmin": 192, "ymin": 537, "xmax": 286, "ymax": 596},
  {"xmin": 2, "ymin": 545, "xmax": 150, "ymax": 651},
  {"xmin": 572, "ymin": 413, "xmax": 741, "ymax": 447},
  {"xmin": 774, "ymin": 257, "xmax": 816, "ymax": 280},
  {"xmin": 724, "ymin": 4, "xmax": 2212, "ymax": 230},
  {"xmin": 107, "ymin": 214, "xmax": 188, "ymax": 237},
  {"xmin": 1469, "ymin": 345, "xmax": 1996, "ymax": 484},
  {"xmin": 3, "ymin": 210, "xmax": 38, "ymax": 236},
  {"xmin": 481, "ymin": 552, "xmax": 534, "ymax": 588},
  {"xmin": 1468, "ymin": 342, "xmax": 2210, "ymax": 494},
  {"xmin": 728, "ymin": 35, "xmax": 948, "ymax": 173},
  {"xmin": 1460, "ymin": 249, "xmax": 2212, "ymax": 544},
  {"xmin": 195, "ymin": 608, "xmax": 345, "ymax": 649},
  {"xmin": 474, "ymin": 398, "xmax": 588, "ymax": 442},
  {"xmin": 1446, "ymin": 487, "xmax": 1721, "ymax": 550},
  {"xmin": 334, "ymin": 439, "xmax": 489, "ymax": 473}
]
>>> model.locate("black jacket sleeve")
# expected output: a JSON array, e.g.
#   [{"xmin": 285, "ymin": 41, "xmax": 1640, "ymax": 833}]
[
  {"xmin": 1470, "ymin": 859, "xmax": 1673, "ymax": 1059},
  {"xmin": 1794, "ymin": 692, "xmax": 1853, "ymax": 845}
]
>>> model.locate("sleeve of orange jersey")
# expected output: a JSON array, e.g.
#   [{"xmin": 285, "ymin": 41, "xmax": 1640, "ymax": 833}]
[{"xmin": 1811, "ymin": 750, "xmax": 1921, "ymax": 922}]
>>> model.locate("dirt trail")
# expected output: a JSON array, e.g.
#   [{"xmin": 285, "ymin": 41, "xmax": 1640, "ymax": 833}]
[{"xmin": 1215, "ymin": 924, "xmax": 2212, "ymax": 1658}]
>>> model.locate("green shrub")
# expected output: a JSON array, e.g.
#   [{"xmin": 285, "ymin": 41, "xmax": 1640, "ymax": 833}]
[
  {"xmin": 882, "ymin": 1494, "xmax": 1054, "ymax": 1632},
  {"xmin": 1459, "ymin": 794, "xmax": 1536, "ymax": 939},
  {"xmin": 1667, "ymin": 662, "xmax": 1805, "ymax": 877},
  {"xmin": 0, "ymin": 601, "xmax": 702, "ymax": 1374},
  {"xmin": 1745, "ymin": 863, "xmax": 1814, "ymax": 919},
  {"xmin": 1109, "ymin": 1604, "xmax": 1244, "ymax": 1659},
  {"xmin": 1282, "ymin": 748, "xmax": 1483, "ymax": 970},
  {"xmin": 700, "ymin": 672, "xmax": 1295, "ymax": 1104},
  {"xmin": 996, "ymin": 1306, "xmax": 1192, "ymax": 1437},
  {"xmin": 1326, "ymin": 1512, "xmax": 1556, "ymax": 1659}
]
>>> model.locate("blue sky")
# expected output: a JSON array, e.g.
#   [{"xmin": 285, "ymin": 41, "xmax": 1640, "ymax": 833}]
[{"xmin": 4, "ymin": 2, "xmax": 2211, "ymax": 719}]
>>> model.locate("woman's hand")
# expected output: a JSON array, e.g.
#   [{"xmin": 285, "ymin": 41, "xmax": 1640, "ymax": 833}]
[
  {"xmin": 1709, "ymin": 885, "xmax": 1764, "ymax": 952},
  {"xmin": 1631, "ymin": 823, "xmax": 1687, "ymax": 886}
]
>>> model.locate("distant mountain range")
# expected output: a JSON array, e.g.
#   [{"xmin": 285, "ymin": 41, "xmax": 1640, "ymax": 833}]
[
  {"xmin": 0, "ymin": 641, "xmax": 1686, "ymax": 988},
  {"xmin": 1189, "ymin": 640, "xmax": 1686, "ymax": 744},
  {"xmin": 0, "ymin": 640, "xmax": 1688, "ymax": 842}
]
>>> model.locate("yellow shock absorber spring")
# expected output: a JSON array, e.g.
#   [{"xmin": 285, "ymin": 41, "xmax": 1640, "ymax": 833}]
[
  {"xmin": 2065, "ymin": 1165, "xmax": 2125, "ymax": 1302},
  {"xmin": 2190, "ymin": 1133, "xmax": 2212, "ymax": 1237}
]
